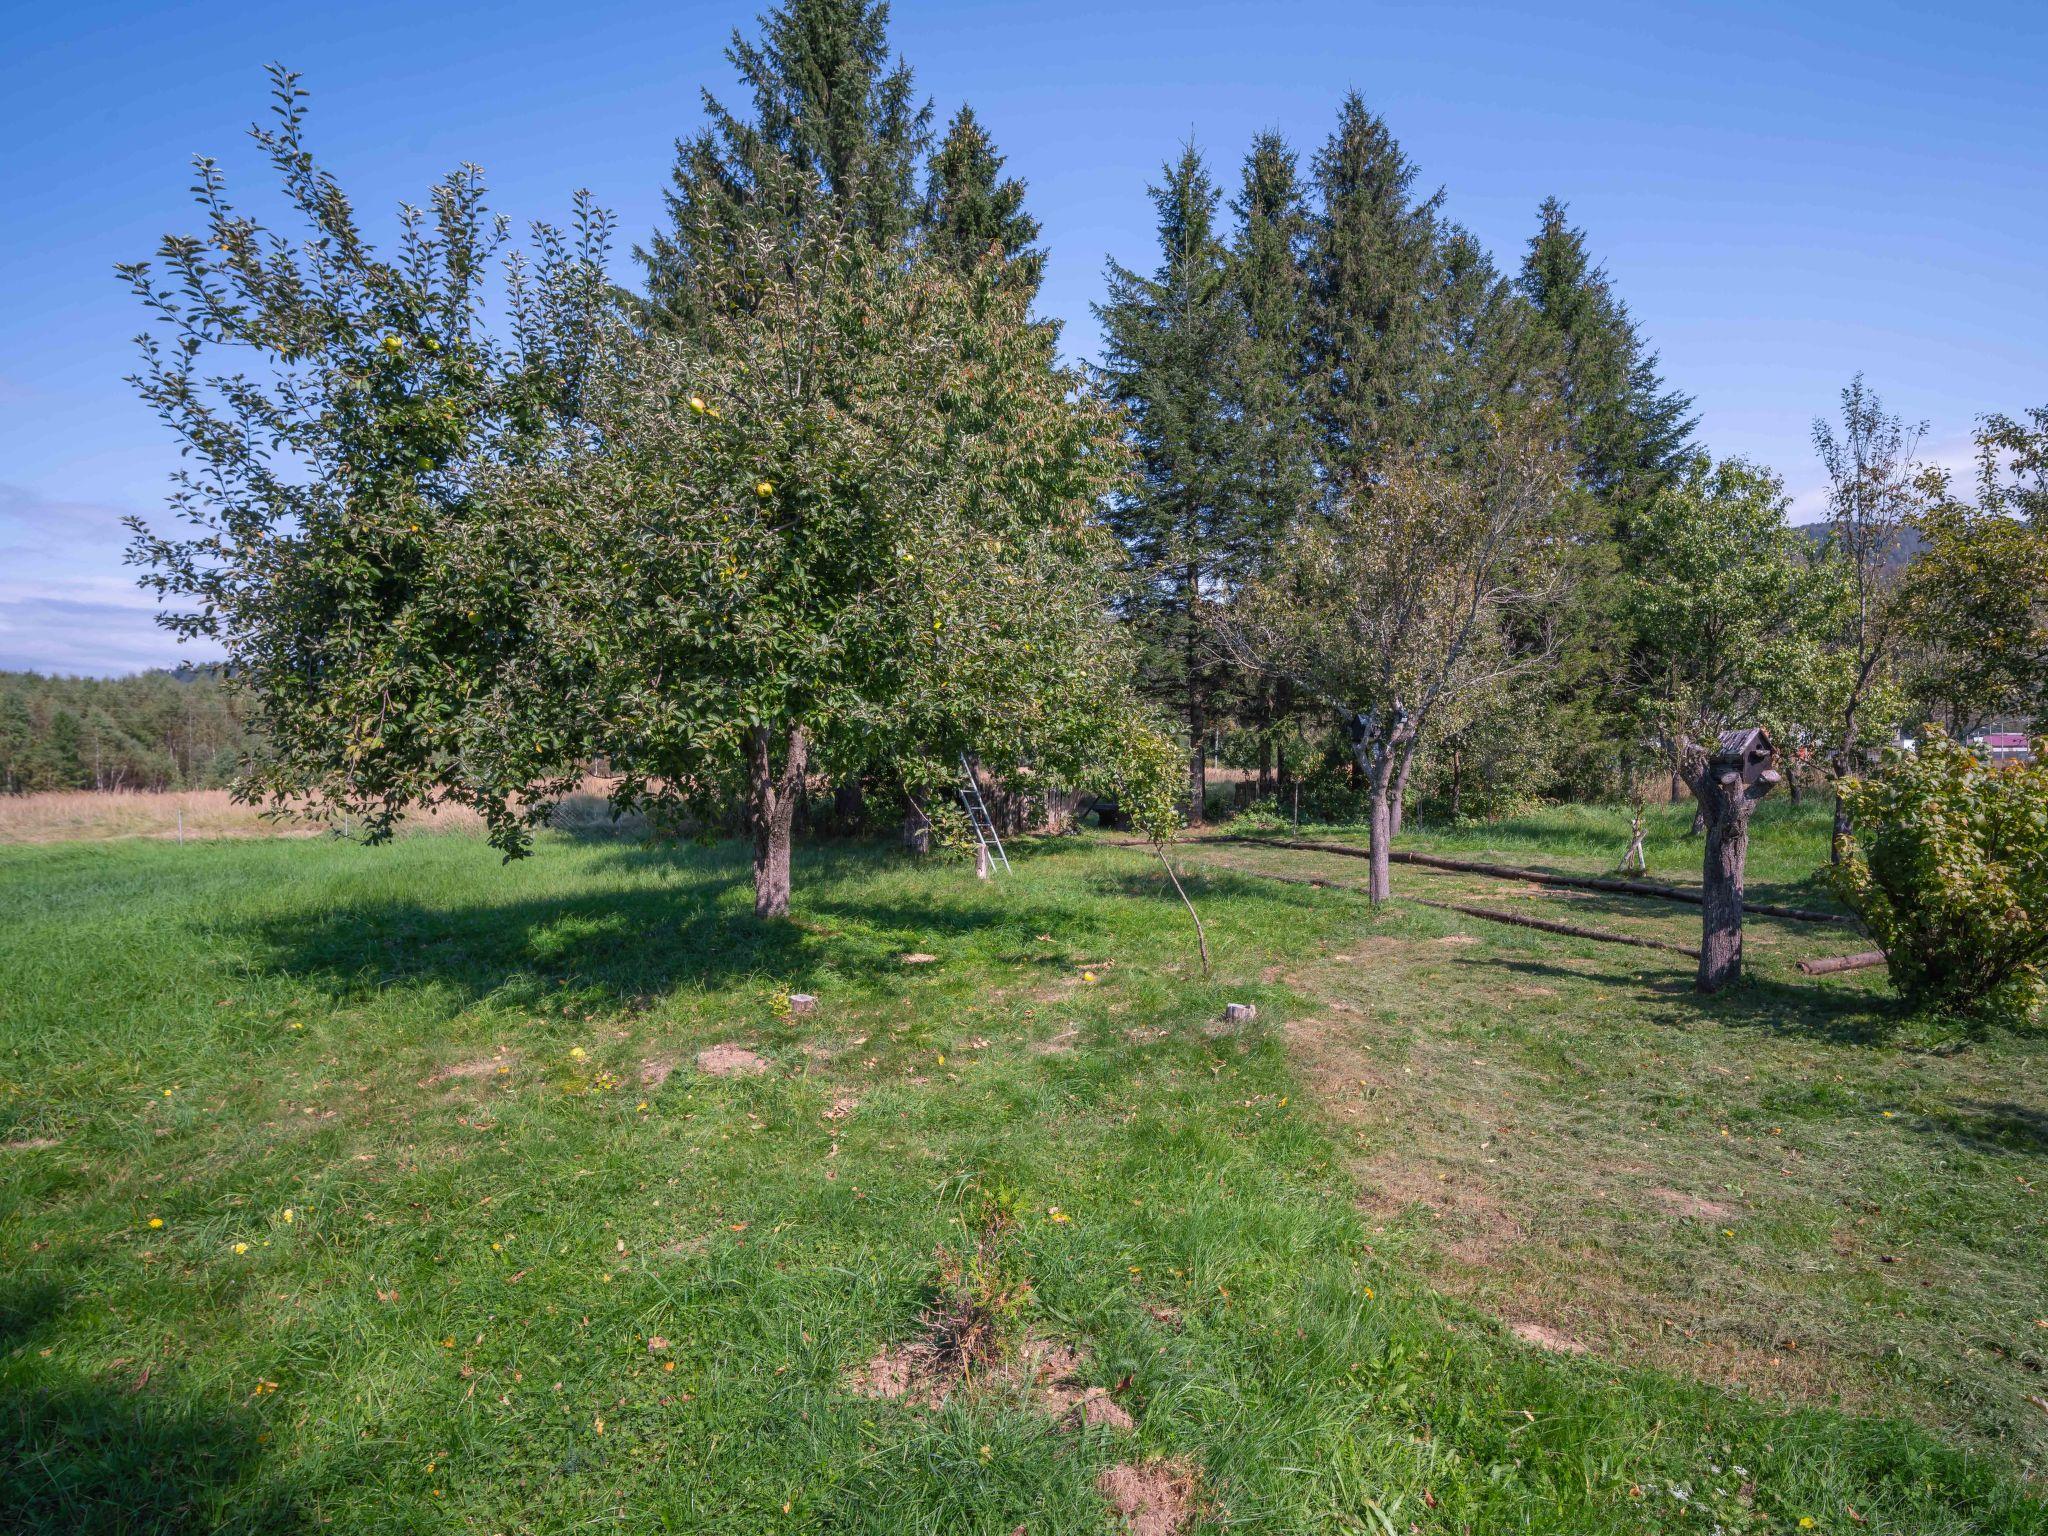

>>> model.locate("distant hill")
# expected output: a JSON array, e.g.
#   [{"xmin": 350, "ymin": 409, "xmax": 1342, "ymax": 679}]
[{"xmin": 1791, "ymin": 521, "xmax": 1927, "ymax": 569}]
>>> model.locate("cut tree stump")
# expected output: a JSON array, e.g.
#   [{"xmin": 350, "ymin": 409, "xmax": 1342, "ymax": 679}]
[
  {"xmin": 787, "ymin": 993, "xmax": 818, "ymax": 1016},
  {"xmin": 1224, "ymin": 1003, "xmax": 1258, "ymax": 1024}
]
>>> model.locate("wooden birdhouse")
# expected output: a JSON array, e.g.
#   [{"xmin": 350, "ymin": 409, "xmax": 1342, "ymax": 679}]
[{"xmin": 1712, "ymin": 726, "xmax": 1776, "ymax": 788}]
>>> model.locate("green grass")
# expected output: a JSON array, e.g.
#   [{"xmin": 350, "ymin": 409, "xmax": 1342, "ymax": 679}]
[{"xmin": 1, "ymin": 812, "xmax": 2043, "ymax": 1533}]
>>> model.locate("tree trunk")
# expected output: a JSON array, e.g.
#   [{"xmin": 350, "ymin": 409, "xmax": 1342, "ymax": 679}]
[
  {"xmin": 1367, "ymin": 760, "xmax": 1395, "ymax": 904},
  {"xmin": 834, "ymin": 778, "xmax": 865, "ymax": 834},
  {"xmin": 902, "ymin": 796, "xmax": 932, "ymax": 855},
  {"xmin": 1685, "ymin": 731, "xmax": 1781, "ymax": 994},
  {"xmin": 1697, "ymin": 792, "xmax": 1747, "ymax": 992},
  {"xmin": 1187, "ymin": 697, "xmax": 1207, "ymax": 827},
  {"xmin": 749, "ymin": 726, "xmax": 808, "ymax": 919},
  {"xmin": 1831, "ymin": 792, "xmax": 1853, "ymax": 864},
  {"xmin": 1389, "ymin": 752, "xmax": 1414, "ymax": 838},
  {"xmin": 974, "ymin": 840, "xmax": 991, "ymax": 880},
  {"xmin": 1256, "ymin": 736, "xmax": 1273, "ymax": 800}
]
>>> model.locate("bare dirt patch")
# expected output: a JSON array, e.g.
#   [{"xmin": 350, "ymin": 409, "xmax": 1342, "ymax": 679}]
[
  {"xmin": 638, "ymin": 1055, "xmax": 677, "ymax": 1089},
  {"xmin": 1435, "ymin": 934, "xmax": 1479, "ymax": 946},
  {"xmin": 2, "ymin": 1136, "xmax": 60, "ymax": 1151},
  {"xmin": 695, "ymin": 1044, "xmax": 770, "ymax": 1078},
  {"xmin": 822, "ymin": 1094, "xmax": 859, "ymax": 1121},
  {"xmin": 1358, "ymin": 1156, "xmax": 1522, "ymax": 1265},
  {"xmin": 422, "ymin": 1051, "xmax": 517, "ymax": 1086},
  {"xmin": 1509, "ymin": 1320, "xmax": 1591, "ymax": 1355},
  {"xmin": 1096, "ymin": 1458, "xmax": 1200, "ymax": 1536},
  {"xmin": 900, "ymin": 952, "xmax": 938, "ymax": 965},
  {"xmin": 1649, "ymin": 1187, "xmax": 1739, "ymax": 1221}
]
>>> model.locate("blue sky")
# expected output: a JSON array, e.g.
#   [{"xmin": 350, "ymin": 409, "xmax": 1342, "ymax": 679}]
[{"xmin": 2, "ymin": 0, "xmax": 2042, "ymax": 673}]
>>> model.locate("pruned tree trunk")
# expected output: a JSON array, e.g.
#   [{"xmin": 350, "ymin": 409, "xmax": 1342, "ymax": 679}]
[
  {"xmin": 749, "ymin": 725, "xmax": 809, "ymax": 919},
  {"xmin": 1187, "ymin": 697, "xmax": 1208, "ymax": 827},
  {"xmin": 974, "ymin": 840, "xmax": 991, "ymax": 880},
  {"xmin": 1684, "ymin": 728, "xmax": 1781, "ymax": 994}
]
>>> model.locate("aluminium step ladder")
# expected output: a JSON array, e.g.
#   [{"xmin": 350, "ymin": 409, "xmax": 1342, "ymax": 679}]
[{"xmin": 957, "ymin": 754, "xmax": 1012, "ymax": 875}]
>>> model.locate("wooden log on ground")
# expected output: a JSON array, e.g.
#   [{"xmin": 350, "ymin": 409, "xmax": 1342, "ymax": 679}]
[
  {"xmin": 1215, "ymin": 835, "xmax": 1855, "ymax": 925},
  {"xmin": 1796, "ymin": 950, "xmax": 1887, "ymax": 975},
  {"xmin": 1410, "ymin": 898, "xmax": 1700, "ymax": 958}
]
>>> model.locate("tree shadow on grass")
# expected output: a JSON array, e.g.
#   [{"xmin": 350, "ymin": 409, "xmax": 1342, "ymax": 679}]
[
  {"xmin": 0, "ymin": 1280, "xmax": 309, "ymax": 1535},
  {"xmin": 1464, "ymin": 952, "xmax": 1897, "ymax": 1048},
  {"xmin": 237, "ymin": 838, "xmax": 1106, "ymax": 1011},
  {"xmin": 1909, "ymin": 1100, "xmax": 2048, "ymax": 1158}
]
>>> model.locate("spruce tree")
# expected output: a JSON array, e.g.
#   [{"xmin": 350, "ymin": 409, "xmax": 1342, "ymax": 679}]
[
  {"xmin": 925, "ymin": 105, "xmax": 1043, "ymax": 297},
  {"xmin": 1519, "ymin": 197, "xmax": 1694, "ymax": 510},
  {"xmin": 1224, "ymin": 132, "xmax": 1314, "ymax": 793},
  {"xmin": 638, "ymin": 0, "xmax": 932, "ymax": 327},
  {"xmin": 1094, "ymin": 145, "xmax": 1244, "ymax": 823},
  {"xmin": 1303, "ymin": 94, "xmax": 1445, "ymax": 484}
]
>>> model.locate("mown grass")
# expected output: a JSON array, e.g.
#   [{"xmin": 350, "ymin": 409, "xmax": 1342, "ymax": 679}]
[{"xmin": 1, "ymin": 814, "xmax": 2042, "ymax": 1533}]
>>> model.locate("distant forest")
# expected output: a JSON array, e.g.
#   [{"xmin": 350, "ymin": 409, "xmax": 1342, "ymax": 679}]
[{"xmin": 0, "ymin": 668, "xmax": 252, "ymax": 792}]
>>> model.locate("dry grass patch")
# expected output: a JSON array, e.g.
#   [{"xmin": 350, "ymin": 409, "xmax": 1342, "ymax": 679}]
[
  {"xmin": 1096, "ymin": 1458, "xmax": 1201, "ymax": 1536},
  {"xmin": 695, "ymin": 1044, "xmax": 770, "ymax": 1078}
]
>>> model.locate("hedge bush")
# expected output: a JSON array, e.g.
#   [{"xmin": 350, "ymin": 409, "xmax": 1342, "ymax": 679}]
[{"xmin": 1830, "ymin": 727, "xmax": 2048, "ymax": 1024}]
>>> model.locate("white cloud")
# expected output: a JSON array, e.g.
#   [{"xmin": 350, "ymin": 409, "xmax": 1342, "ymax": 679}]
[{"xmin": 0, "ymin": 483, "xmax": 205, "ymax": 675}]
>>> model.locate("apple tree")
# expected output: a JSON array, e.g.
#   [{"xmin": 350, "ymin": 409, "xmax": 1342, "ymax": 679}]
[{"xmin": 484, "ymin": 170, "xmax": 1173, "ymax": 914}]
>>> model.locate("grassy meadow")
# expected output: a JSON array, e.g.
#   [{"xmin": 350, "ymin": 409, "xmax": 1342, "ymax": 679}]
[{"xmin": 1, "ymin": 801, "xmax": 2043, "ymax": 1533}]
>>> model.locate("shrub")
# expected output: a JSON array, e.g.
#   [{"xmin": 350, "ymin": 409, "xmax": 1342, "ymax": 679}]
[{"xmin": 1829, "ymin": 727, "xmax": 2048, "ymax": 1024}]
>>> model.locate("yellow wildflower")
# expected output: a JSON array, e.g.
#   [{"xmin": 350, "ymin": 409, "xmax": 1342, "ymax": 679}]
[{"xmin": 148, "ymin": 1216, "xmax": 164, "ymax": 1229}]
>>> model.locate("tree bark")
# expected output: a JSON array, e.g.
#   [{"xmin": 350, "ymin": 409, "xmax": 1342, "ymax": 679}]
[
  {"xmin": 902, "ymin": 795, "xmax": 932, "ymax": 855},
  {"xmin": 1685, "ymin": 731, "xmax": 1781, "ymax": 994},
  {"xmin": 1367, "ymin": 760, "xmax": 1395, "ymax": 904},
  {"xmin": 749, "ymin": 725, "xmax": 808, "ymax": 919},
  {"xmin": 1389, "ymin": 751, "xmax": 1414, "ymax": 838},
  {"xmin": 1187, "ymin": 696, "xmax": 1208, "ymax": 827}
]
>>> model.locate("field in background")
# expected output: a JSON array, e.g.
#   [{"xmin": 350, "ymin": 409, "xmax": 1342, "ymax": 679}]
[
  {"xmin": 1, "ymin": 806, "xmax": 2043, "ymax": 1532},
  {"xmin": 0, "ymin": 781, "xmax": 647, "ymax": 845}
]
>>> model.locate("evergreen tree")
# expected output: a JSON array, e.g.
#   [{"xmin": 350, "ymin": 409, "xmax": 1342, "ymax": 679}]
[
  {"xmin": 1519, "ymin": 197, "xmax": 1694, "ymax": 510},
  {"xmin": 1094, "ymin": 145, "xmax": 1245, "ymax": 823},
  {"xmin": 638, "ymin": 0, "xmax": 932, "ymax": 327},
  {"xmin": 1223, "ymin": 133, "xmax": 1315, "ymax": 793},
  {"xmin": 1303, "ymin": 94, "xmax": 1445, "ymax": 484},
  {"xmin": 925, "ymin": 105, "xmax": 1043, "ymax": 296}
]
